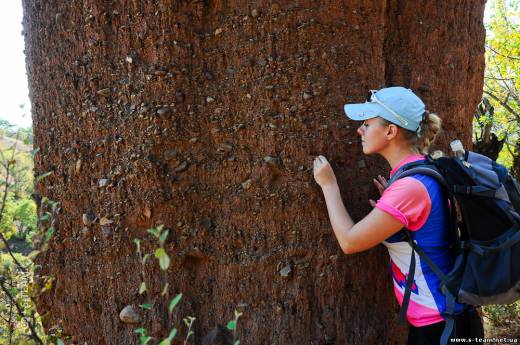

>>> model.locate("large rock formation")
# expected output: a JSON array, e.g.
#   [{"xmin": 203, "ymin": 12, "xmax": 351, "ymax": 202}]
[{"xmin": 22, "ymin": 1, "xmax": 486, "ymax": 344}]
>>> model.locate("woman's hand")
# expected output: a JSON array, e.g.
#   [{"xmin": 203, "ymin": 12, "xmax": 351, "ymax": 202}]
[
  {"xmin": 313, "ymin": 155, "xmax": 338, "ymax": 189},
  {"xmin": 369, "ymin": 175, "xmax": 388, "ymax": 207}
]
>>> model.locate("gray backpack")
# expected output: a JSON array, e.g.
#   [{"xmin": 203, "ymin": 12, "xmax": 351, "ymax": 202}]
[{"xmin": 389, "ymin": 151, "xmax": 520, "ymax": 345}]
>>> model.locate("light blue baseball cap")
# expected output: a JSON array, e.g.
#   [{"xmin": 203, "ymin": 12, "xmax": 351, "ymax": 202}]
[{"xmin": 343, "ymin": 86, "xmax": 426, "ymax": 133}]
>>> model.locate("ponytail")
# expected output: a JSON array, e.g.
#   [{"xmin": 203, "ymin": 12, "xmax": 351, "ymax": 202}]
[{"xmin": 416, "ymin": 111, "xmax": 442, "ymax": 154}]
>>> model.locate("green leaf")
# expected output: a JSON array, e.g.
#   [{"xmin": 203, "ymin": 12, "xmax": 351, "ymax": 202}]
[
  {"xmin": 168, "ymin": 293, "xmax": 182, "ymax": 314},
  {"xmin": 234, "ymin": 341, "xmax": 240, "ymax": 345},
  {"xmin": 134, "ymin": 239, "xmax": 141, "ymax": 253},
  {"xmin": 134, "ymin": 328, "xmax": 146, "ymax": 335},
  {"xmin": 44, "ymin": 227, "xmax": 55, "ymax": 242},
  {"xmin": 157, "ymin": 339, "xmax": 170, "ymax": 345},
  {"xmin": 50, "ymin": 200, "xmax": 60, "ymax": 211},
  {"xmin": 8, "ymin": 287, "xmax": 19, "ymax": 297},
  {"xmin": 31, "ymin": 147, "xmax": 40, "ymax": 159},
  {"xmin": 147, "ymin": 226, "xmax": 161, "ymax": 238},
  {"xmin": 28, "ymin": 250, "xmax": 40, "ymax": 260},
  {"xmin": 57, "ymin": 340, "xmax": 65, "ymax": 345},
  {"xmin": 155, "ymin": 248, "xmax": 170, "ymax": 270},
  {"xmin": 161, "ymin": 283, "xmax": 169, "ymax": 296},
  {"xmin": 142, "ymin": 253, "xmax": 150, "ymax": 265},
  {"xmin": 41, "ymin": 276, "xmax": 55, "ymax": 292},
  {"xmin": 226, "ymin": 320, "xmax": 236, "ymax": 331},
  {"xmin": 39, "ymin": 212, "xmax": 51, "ymax": 221},
  {"xmin": 139, "ymin": 303, "xmax": 153, "ymax": 310},
  {"xmin": 159, "ymin": 229, "xmax": 169, "ymax": 245},
  {"xmin": 159, "ymin": 252, "xmax": 170, "ymax": 270},
  {"xmin": 134, "ymin": 327, "xmax": 152, "ymax": 345},
  {"xmin": 158, "ymin": 328, "xmax": 177, "ymax": 345},
  {"xmin": 154, "ymin": 247, "xmax": 165, "ymax": 258},
  {"xmin": 139, "ymin": 282, "xmax": 147, "ymax": 295},
  {"xmin": 168, "ymin": 328, "xmax": 178, "ymax": 340},
  {"xmin": 36, "ymin": 171, "xmax": 53, "ymax": 182}
]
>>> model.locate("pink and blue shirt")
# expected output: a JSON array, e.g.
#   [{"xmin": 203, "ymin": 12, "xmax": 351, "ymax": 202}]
[{"xmin": 375, "ymin": 154, "xmax": 464, "ymax": 326}]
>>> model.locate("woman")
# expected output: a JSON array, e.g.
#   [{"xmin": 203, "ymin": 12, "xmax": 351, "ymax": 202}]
[{"xmin": 312, "ymin": 87, "xmax": 484, "ymax": 345}]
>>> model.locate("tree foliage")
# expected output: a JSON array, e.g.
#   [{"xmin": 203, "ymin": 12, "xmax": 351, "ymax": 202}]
[{"xmin": 478, "ymin": 0, "xmax": 520, "ymax": 173}]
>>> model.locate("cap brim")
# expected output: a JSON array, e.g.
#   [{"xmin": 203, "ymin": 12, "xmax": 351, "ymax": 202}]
[{"xmin": 344, "ymin": 102, "xmax": 385, "ymax": 121}]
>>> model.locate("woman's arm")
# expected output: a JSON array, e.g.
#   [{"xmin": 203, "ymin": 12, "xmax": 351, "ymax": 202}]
[{"xmin": 314, "ymin": 156, "xmax": 404, "ymax": 254}]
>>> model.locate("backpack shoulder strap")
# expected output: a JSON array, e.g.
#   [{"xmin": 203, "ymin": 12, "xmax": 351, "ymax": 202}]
[
  {"xmin": 398, "ymin": 230, "xmax": 458, "ymax": 345},
  {"xmin": 391, "ymin": 160, "xmax": 459, "ymax": 250},
  {"xmin": 389, "ymin": 161, "xmax": 450, "ymax": 191}
]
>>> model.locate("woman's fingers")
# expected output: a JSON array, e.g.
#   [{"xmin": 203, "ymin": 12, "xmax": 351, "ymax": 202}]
[
  {"xmin": 373, "ymin": 178, "xmax": 385, "ymax": 195},
  {"xmin": 318, "ymin": 155, "xmax": 328, "ymax": 165},
  {"xmin": 314, "ymin": 155, "xmax": 329, "ymax": 170},
  {"xmin": 378, "ymin": 175, "xmax": 388, "ymax": 188},
  {"xmin": 313, "ymin": 155, "xmax": 337, "ymax": 188}
]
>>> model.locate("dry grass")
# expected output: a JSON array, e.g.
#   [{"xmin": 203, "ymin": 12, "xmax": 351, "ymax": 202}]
[
  {"xmin": 483, "ymin": 315, "xmax": 520, "ymax": 344},
  {"xmin": 0, "ymin": 135, "xmax": 32, "ymax": 153}
]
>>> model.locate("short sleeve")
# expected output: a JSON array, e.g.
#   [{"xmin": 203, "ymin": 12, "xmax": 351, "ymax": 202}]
[{"xmin": 375, "ymin": 177, "xmax": 431, "ymax": 231}]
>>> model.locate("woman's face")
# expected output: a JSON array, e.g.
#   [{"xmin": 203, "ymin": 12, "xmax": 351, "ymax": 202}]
[{"xmin": 356, "ymin": 117, "xmax": 390, "ymax": 155}]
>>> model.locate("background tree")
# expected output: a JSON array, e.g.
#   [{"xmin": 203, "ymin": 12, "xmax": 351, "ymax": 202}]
[
  {"xmin": 474, "ymin": 0, "xmax": 520, "ymax": 174},
  {"xmin": 0, "ymin": 123, "xmax": 47, "ymax": 344}
]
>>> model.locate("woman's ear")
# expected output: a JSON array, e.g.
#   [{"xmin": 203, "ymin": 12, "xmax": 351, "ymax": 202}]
[{"xmin": 386, "ymin": 124, "xmax": 398, "ymax": 140}]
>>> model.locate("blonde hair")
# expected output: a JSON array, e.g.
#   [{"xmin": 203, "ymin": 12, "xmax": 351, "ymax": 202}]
[{"xmin": 380, "ymin": 111, "xmax": 442, "ymax": 154}]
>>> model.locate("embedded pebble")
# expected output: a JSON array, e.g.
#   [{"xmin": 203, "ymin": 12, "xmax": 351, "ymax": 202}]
[
  {"xmin": 75, "ymin": 159, "xmax": 82, "ymax": 175},
  {"xmin": 119, "ymin": 305, "xmax": 141, "ymax": 324},
  {"xmin": 175, "ymin": 91, "xmax": 185, "ymax": 102},
  {"xmin": 218, "ymin": 144, "xmax": 233, "ymax": 152},
  {"xmin": 303, "ymin": 92, "xmax": 312, "ymax": 100},
  {"xmin": 264, "ymin": 156, "xmax": 282, "ymax": 167},
  {"xmin": 163, "ymin": 149, "xmax": 177, "ymax": 160},
  {"xmin": 157, "ymin": 107, "xmax": 170, "ymax": 116},
  {"xmin": 97, "ymin": 88, "xmax": 111, "ymax": 96},
  {"xmin": 200, "ymin": 218, "xmax": 214, "ymax": 230},
  {"xmin": 175, "ymin": 161, "xmax": 188, "ymax": 172},
  {"xmin": 82, "ymin": 213, "xmax": 95, "ymax": 226},
  {"xmin": 206, "ymin": 96, "xmax": 215, "ymax": 103},
  {"xmin": 98, "ymin": 179, "xmax": 110, "ymax": 187},
  {"xmin": 242, "ymin": 179, "xmax": 253, "ymax": 190},
  {"xmin": 101, "ymin": 227, "xmax": 112, "ymax": 238},
  {"xmin": 99, "ymin": 217, "xmax": 113, "ymax": 226},
  {"xmin": 280, "ymin": 265, "xmax": 292, "ymax": 277},
  {"xmin": 258, "ymin": 58, "xmax": 267, "ymax": 67},
  {"xmin": 143, "ymin": 206, "xmax": 152, "ymax": 219}
]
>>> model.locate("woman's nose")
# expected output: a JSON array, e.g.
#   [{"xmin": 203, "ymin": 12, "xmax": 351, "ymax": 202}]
[{"xmin": 357, "ymin": 126, "xmax": 364, "ymax": 136}]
